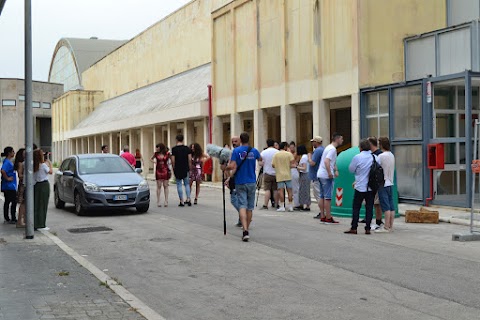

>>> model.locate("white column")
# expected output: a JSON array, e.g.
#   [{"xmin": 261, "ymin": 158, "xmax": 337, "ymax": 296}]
[
  {"xmin": 253, "ymin": 109, "xmax": 267, "ymax": 150},
  {"xmin": 108, "ymin": 133, "xmax": 113, "ymax": 154},
  {"xmin": 230, "ymin": 113, "xmax": 242, "ymax": 137},
  {"xmin": 351, "ymin": 92, "xmax": 360, "ymax": 147},
  {"xmin": 119, "ymin": 132, "xmax": 123, "ymax": 154},
  {"xmin": 281, "ymin": 104, "xmax": 297, "ymax": 142},
  {"xmin": 167, "ymin": 123, "xmax": 172, "ymax": 148},
  {"xmin": 313, "ymin": 99, "xmax": 330, "ymax": 144}
]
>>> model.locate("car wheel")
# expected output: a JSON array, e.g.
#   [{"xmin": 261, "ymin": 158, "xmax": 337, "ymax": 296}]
[
  {"xmin": 74, "ymin": 192, "xmax": 85, "ymax": 216},
  {"xmin": 54, "ymin": 188, "xmax": 65, "ymax": 209},
  {"xmin": 136, "ymin": 204, "xmax": 149, "ymax": 213}
]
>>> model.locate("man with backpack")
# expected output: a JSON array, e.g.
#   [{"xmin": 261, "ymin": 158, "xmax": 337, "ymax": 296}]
[{"xmin": 344, "ymin": 139, "xmax": 381, "ymax": 235}]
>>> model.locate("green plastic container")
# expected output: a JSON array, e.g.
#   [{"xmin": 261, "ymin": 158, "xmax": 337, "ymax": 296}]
[{"xmin": 330, "ymin": 147, "xmax": 399, "ymax": 218}]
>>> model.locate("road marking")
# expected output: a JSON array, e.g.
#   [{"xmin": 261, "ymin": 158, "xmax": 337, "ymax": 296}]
[{"xmin": 41, "ymin": 230, "xmax": 166, "ymax": 320}]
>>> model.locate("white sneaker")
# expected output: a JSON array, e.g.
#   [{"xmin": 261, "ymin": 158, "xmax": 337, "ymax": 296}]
[
  {"xmin": 371, "ymin": 223, "xmax": 379, "ymax": 230},
  {"xmin": 37, "ymin": 227, "xmax": 50, "ymax": 231},
  {"xmin": 287, "ymin": 206, "xmax": 294, "ymax": 212},
  {"xmin": 277, "ymin": 207, "xmax": 286, "ymax": 212},
  {"xmin": 375, "ymin": 226, "xmax": 389, "ymax": 233}
]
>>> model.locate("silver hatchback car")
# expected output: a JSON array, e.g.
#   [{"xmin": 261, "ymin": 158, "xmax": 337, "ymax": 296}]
[{"xmin": 54, "ymin": 154, "xmax": 150, "ymax": 215}]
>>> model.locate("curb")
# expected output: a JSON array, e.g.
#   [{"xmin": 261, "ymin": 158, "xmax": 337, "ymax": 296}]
[{"xmin": 40, "ymin": 230, "xmax": 166, "ymax": 320}]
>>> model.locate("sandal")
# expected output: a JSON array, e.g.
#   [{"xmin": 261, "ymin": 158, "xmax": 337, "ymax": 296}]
[{"xmin": 194, "ymin": 199, "xmax": 198, "ymax": 205}]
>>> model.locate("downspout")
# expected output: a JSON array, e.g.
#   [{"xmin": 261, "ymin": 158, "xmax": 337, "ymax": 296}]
[{"xmin": 208, "ymin": 85, "xmax": 213, "ymax": 143}]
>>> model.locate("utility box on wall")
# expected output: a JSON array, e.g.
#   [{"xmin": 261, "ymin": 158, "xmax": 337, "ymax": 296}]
[{"xmin": 427, "ymin": 143, "xmax": 445, "ymax": 170}]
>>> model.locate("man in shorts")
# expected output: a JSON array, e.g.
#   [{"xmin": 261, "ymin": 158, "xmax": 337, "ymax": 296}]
[
  {"xmin": 227, "ymin": 132, "xmax": 262, "ymax": 242},
  {"xmin": 368, "ymin": 136, "xmax": 384, "ymax": 230},
  {"xmin": 222, "ymin": 136, "xmax": 242, "ymax": 227},
  {"xmin": 316, "ymin": 133, "xmax": 343, "ymax": 224},
  {"xmin": 308, "ymin": 136, "xmax": 324, "ymax": 219},
  {"xmin": 260, "ymin": 139, "xmax": 279, "ymax": 209},
  {"xmin": 272, "ymin": 142, "xmax": 296, "ymax": 212}
]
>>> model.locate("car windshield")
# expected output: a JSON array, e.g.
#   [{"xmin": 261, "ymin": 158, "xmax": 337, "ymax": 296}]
[{"xmin": 78, "ymin": 157, "xmax": 133, "ymax": 175}]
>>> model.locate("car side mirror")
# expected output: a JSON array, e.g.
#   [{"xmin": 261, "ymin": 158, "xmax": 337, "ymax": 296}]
[
  {"xmin": 63, "ymin": 171, "xmax": 74, "ymax": 177},
  {"xmin": 135, "ymin": 168, "xmax": 143, "ymax": 174}
]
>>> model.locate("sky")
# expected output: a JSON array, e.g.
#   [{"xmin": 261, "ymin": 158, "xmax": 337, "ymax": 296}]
[{"xmin": 0, "ymin": 0, "xmax": 191, "ymax": 81}]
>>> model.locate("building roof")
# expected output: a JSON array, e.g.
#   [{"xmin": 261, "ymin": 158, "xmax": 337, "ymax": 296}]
[
  {"xmin": 69, "ymin": 63, "xmax": 211, "ymax": 137},
  {"xmin": 48, "ymin": 38, "xmax": 127, "ymax": 84}
]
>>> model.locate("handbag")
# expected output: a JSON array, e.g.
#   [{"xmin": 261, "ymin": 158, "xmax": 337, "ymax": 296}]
[{"xmin": 229, "ymin": 147, "xmax": 252, "ymax": 190}]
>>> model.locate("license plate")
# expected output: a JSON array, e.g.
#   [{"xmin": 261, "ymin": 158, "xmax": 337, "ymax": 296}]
[{"xmin": 113, "ymin": 195, "xmax": 128, "ymax": 201}]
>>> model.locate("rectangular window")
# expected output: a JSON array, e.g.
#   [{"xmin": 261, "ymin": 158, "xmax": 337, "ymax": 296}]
[
  {"xmin": 365, "ymin": 90, "xmax": 389, "ymax": 138},
  {"xmin": 18, "ymin": 95, "xmax": 25, "ymax": 101},
  {"xmin": 2, "ymin": 99, "xmax": 16, "ymax": 107},
  {"xmin": 393, "ymin": 85, "xmax": 422, "ymax": 139},
  {"xmin": 42, "ymin": 102, "xmax": 51, "ymax": 109},
  {"xmin": 32, "ymin": 101, "xmax": 40, "ymax": 108},
  {"xmin": 395, "ymin": 144, "xmax": 423, "ymax": 200}
]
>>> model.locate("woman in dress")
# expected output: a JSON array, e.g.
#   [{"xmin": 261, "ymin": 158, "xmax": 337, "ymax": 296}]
[
  {"xmin": 33, "ymin": 149, "xmax": 52, "ymax": 230},
  {"xmin": 151, "ymin": 143, "xmax": 170, "ymax": 207},
  {"xmin": 289, "ymin": 141, "xmax": 301, "ymax": 210},
  {"xmin": 135, "ymin": 149, "xmax": 143, "ymax": 170},
  {"xmin": 296, "ymin": 145, "xmax": 311, "ymax": 211},
  {"xmin": 14, "ymin": 148, "xmax": 26, "ymax": 227},
  {"xmin": 189, "ymin": 143, "xmax": 208, "ymax": 205},
  {"xmin": 1, "ymin": 146, "xmax": 17, "ymax": 224}
]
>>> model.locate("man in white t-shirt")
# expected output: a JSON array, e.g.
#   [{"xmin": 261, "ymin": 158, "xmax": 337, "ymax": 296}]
[
  {"xmin": 317, "ymin": 133, "xmax": 343, "ymax": 224},
  {"xmin": 260, "ymin": 139, "xmax": 279, "ymax": 209},
  {"xmin": 377, "ymin": 137, "xmax": 396, "ymax": 232}
]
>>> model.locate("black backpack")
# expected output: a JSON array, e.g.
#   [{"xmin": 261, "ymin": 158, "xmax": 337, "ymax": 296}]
[{"xmin": 368, "ymin": 154, "xmax": 384, "ymax": 192}]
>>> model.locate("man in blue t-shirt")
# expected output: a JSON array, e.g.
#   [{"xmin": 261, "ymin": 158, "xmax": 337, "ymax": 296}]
[
  {"xmin": 227, "ymin": 132, "xmax": 262, "ymax": 242},
  {"xmin": 308, "ymin": 136, "xmax": 324, "ymax": 220}
]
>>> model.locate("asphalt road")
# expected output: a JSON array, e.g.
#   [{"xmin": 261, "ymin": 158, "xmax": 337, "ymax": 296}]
[{"xmin": 45, "ymin": 181, "xmax": 480, "ymax": 320}]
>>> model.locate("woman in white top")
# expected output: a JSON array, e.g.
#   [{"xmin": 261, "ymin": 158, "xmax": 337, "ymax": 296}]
[
  {"xmin": 378, "ymin": 137, "xmax": 396, "ymax": 232},
  {"xmin": 33, "ymin": 149, "xmax": 53, "ymax": 230},
  {"xmin": 296, "ymin": 145, "xmax": 311, "ymax": 211}
]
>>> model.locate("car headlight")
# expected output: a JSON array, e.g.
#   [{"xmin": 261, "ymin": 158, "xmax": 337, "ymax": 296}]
[
  {"xmin": 83, "ymin": 182, "xmax": 101, "ymax": 192},
  {"xmin": 138, "ymin": 180, "xmax": 149, "ymax": 191}
]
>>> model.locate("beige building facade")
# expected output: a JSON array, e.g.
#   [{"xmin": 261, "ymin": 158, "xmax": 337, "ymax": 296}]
[
  {"xmin": 51, "ymin": 0, "xmax": 446, "ymax": 182},
  {"xmin": 0, "ymin": 79, "xmax": 63, "ymax": 152}
]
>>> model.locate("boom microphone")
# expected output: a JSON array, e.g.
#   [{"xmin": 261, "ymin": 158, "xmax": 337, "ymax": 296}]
[{"xmin": 206, "ymin": 144, "xmax": 232, "ymax": 164}]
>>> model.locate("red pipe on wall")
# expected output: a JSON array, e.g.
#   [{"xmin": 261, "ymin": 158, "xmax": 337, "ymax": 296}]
[{"xmin": 208, "ymin": 84, "xmax": 213, "ymax": 144}]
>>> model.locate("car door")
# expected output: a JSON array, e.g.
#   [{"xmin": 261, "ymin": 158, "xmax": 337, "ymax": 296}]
[
  {"xmin": 63, "ymin": 158, "xmax": 77, "ymax": 203},
  {"xmin": 56, "ymin": 159, "xmax": 70, "ymax": 201}
]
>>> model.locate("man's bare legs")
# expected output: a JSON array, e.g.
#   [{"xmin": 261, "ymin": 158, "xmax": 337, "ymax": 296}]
[
  {"xmin": 264, "ymin": 189, "xmax": 271, "ymax": 207},
  {"xmin": 319, "ymin": 199, "xmax": 325, "ymax": 219},
  {"xmin": 239, "ymin": 208, "xmax": 253, "ymax": 231},
  {"xmin": 324, "ymin": 199, "xmax": 332, "ymax": 219}
]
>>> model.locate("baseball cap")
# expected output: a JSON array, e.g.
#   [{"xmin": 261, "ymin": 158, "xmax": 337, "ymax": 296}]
[{"xmin": 310, "ymin": 136, "xmax": 323, "ymax": 143}]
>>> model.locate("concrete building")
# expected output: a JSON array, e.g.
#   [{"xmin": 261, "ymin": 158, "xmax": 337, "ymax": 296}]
[
  {"xmin": 0, "ymin": 79, "xmax": 63, "ymax": 152},
  {"xmin": 51, "ymin": 0, "xmax": 479, "ymax": 207}
]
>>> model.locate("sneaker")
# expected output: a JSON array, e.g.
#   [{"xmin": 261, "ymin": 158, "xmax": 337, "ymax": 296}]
[
  {"xmin": 236, "ymin": 221, "xmax": 243, "ymax": 228},
  {"xmin": 178, "ymin": 203, "xmax": 185, "ymax": 207},
  {"xmin": 242, "ymin": 231, "xmax": 250, "ymax": 242},
  {"xmin": 320, "ymin": 217, "xmax": 326, "ymax": 223},
  {"xmin": 300, "ymin": 208, "xmax": 311, "ymax": 212},
  {"xmin": 371, "ymin": 223, "xmax": 379, "ymax": 230},
  {"xmin": 313, "ymin": 213, "xmax": 321, "ymax": 219},
  {"xmin": 287, "ymin": 206, "xmax": 294, "ymax": 212},
  {"xmin": 375, "ymin": 227, "xmax": 389, "ymax": 233},
  {"xmin": 324, "ymin": 218, "xmax": 339, "ymax": 224},
  {"xmin": 260, "ymin": 205, "xmax": 268, "ymax": 210},
  {"xmin": 293, "ymin": 206, "xmax": 302, "ymax": 211},
  {"xmin": 37, "ymin": 227, "xmax": 50, "ymax": 231},
  {"xmin": 373, "ymin": 223, "xmax": 384, "ymax": 231},
  {"xmin": 277, "ymin": 207, "xmax": 286, "ymax": 212},
  {"xmin": 8, "ymin": 220, "xmax": 16, "ymax": 225}
]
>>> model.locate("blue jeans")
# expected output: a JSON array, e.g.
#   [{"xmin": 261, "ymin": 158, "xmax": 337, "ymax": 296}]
[
  {"xmin": 378, "ymin": 186, "xmax": 395, "ymax": 212},
  {"xmin": 236, "ymin": 183, "xmax": 256, "ymax": 211},
  {"xmin": 176, "ymin": 177, "xmax": 191, "ymax": 201}
]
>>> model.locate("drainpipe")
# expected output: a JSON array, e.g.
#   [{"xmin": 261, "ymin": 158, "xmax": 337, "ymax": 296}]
[{"xmin": 208, "ymin": 85, "xmax": 213, "ymax": 143}]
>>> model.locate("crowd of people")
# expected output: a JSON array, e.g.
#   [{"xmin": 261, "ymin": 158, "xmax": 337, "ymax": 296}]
[
  {"xmin": 1, "ymin": 145, "xmax": 53, "ymax": 230},
  {"xmin": 222, "ymin": 132, "xmax": 396, "ymax": 242},
  {"xmin": 102, "ymin": 134, "xmax": 210, "ymax": 209}
]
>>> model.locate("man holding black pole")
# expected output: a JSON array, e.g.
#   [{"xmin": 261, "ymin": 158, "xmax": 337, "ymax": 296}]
[
  {"xmin": 222, "ymin": 136, "xmax": 242, "ymax": 227},
  {"xmin": 227, "ymin": 132, "xmax": 262, "ymax": 242}
]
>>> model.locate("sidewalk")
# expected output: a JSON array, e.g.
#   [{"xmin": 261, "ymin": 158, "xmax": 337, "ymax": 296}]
[
  {"xmin": 0, "ymin": 224, "xmax": 145, "ymax": 320},
  {"xmin": 200, "ymin": 181, "xmax": 480, "ymax": 227}
]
